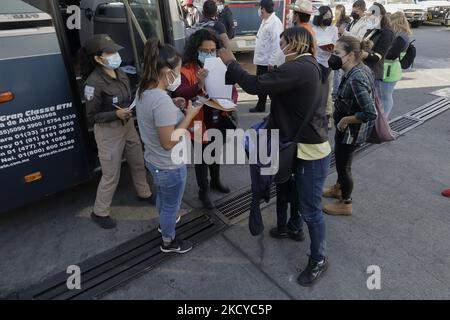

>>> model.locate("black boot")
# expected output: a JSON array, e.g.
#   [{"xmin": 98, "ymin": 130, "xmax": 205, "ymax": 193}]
[
  {"xmin": 199, "ymin": 188, "xmax": 215, "ymax": 209},
  {"xmin": 195, "ymin": 164, "xmax": 215, "ymax": 209},
  {"xmin": 209, "ymin": 164, "xmax": 230, "ymax": 193}
]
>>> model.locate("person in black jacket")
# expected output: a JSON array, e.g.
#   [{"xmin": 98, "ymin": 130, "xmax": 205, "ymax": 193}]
[
  {"xmin": 219, "ymin": 27, "xmax": 331, "ymax": 287},
  {"xmin": 360, "ymin": 3, "xmax": 394, "ymax": 100},
  {"xmin": 217, "ymin": 0, "xmax": 235, "ymax": 39}
]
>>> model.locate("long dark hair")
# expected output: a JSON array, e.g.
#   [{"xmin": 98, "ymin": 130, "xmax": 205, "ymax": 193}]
[
  {"xmin": 371, "ymin": 2, "xmax": 391, "ymax": 29},
  {"xmin": 138, "ymin": 38, "xmax": 181, "ymax": 98},
  {"xmin": 182, "ymin": 29, "xmax": 221, "ymax": 66},
  {"xmin": 312, "ymin": 6, "xmax": 332, "ymax": 27}
]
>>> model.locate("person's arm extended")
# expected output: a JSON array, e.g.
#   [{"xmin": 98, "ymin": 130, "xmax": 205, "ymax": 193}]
[
  {"xmin": 157, "ymin": 101, "xmax": 202, "ymax": 151},
  {"xmin": 220, "ymin": 32, "xmax": 231, "ymax": 50},
  {"xmin": 223, "ymin": 57, "xmax": 313, "ymax": 96},
  {"xmin": 385, "ymin": 36, "xmax": 407, "ymax": 60}
]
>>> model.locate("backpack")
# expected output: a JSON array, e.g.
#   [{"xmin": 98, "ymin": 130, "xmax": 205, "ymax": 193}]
[
  {"xmin": 185, "ymin": 20, "xmax": 216, "ymax": 40},
  {"xmin": 400, "ymin": 40, "xmax": 416, "ymax": 69}
]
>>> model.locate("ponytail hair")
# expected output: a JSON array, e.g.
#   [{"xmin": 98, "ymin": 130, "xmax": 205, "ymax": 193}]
[
  {"xmin": 138, "ymin": 38, "xmax": 182, "ymax": 98},
  {"xmin": 337, "ymin": 35, "xmax": 363, "ymax": 62},
  {"xmin": 78, "ymin": 46, "xmax": 98, "ymax": 82}
]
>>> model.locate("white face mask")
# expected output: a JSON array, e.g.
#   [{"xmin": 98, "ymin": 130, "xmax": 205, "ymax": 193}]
[
  {"xmin": 217, "ymin": 4, "xmax": 224, "ymax": 12},
  {"xmin": 102, "ymin": 52, "xmax": 122, "ymax": 70},
  {"xmin": 166, "ymin": 71, "xmax": 181, "ymax": 92},
  {"xmin": 258, "ymin": 7, "xmax": 262, "ymax": 18}
]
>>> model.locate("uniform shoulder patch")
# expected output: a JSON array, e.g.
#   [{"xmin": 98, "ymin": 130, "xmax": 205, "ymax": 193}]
[{"xmin": 84, "ymin": 85, "xmax": 95, "ymax": 101}]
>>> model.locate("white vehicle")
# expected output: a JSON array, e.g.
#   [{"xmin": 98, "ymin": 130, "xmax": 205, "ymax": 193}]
[
  {"xmin": 333, "ymin": 0, "xmax": 427, "ymax": 28},
  {"xmin": 415, "ymin": 0, "xmax": 450, "ymax": 25},
  {"xmin": 379, "ymin": 0, "xmax": 427, "ymax": 27},
  {"xmin": 446, "ymin": 7, "xmax": 450, "ymax": 25}
]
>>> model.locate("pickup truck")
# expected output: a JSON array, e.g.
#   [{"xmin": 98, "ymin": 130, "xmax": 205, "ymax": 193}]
[{"xmin": 416, "ymin": 0, "xmax": 450, "ymax": 25}]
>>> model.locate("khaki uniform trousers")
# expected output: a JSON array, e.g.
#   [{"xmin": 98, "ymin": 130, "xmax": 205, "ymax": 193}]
[{"xmin": 93, "ymin": 119, "xmax": 151, "ymax": 216}]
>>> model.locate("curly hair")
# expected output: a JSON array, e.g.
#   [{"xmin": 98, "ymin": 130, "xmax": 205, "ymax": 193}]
[{"xmin": 182, "ymin": 29, "xmax": 221, "ymax": 66}]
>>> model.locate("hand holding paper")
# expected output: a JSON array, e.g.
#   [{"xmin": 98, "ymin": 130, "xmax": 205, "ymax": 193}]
[{"xmin": 204, "ymin": 57, "xmax": 232, "ymax": 100}]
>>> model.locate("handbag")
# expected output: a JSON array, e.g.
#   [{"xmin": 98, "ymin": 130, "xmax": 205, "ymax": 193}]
[
  {"xmin": 366, "ymin": 95, "xmax": 396, "ymax": 144},
  {"xmin": 273, "ymin": 99, "xmax": 319, "ymax": 184}
]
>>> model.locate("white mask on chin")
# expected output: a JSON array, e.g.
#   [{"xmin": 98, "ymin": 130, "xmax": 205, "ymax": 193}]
[{"xmin": 166, "ymin": 72, "xmax": 181, "ymax": 92}]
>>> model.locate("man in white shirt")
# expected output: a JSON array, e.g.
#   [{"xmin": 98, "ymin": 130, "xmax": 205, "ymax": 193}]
[
  {"xmin": 250, "ymin": 0, "xmax": 284, "ymax": 113},
  {"xmin": 341, "ymin": 0, "xmax": 371, "ymax": 41}
]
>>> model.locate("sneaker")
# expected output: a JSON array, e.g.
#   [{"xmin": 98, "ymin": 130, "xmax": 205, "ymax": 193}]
[
  {"xmin": 323, "ymin": 199, "xmax": 352, "ymax": 216},
  {"xmin": 297, "ymin": 256, "xmax": 329, "ymax": 287},
  {"xmin": 90, "ymin": 212, "xmax": 116, "ymax": 229},
  {"xmin": 158, "ymin": 215, "xmax": 181, "ymax": 233},
  {"xmin": 323, "ymin": 183, "xmax": 342, "ymax": 199},
  {"xmin": 442, "ymin": 188, "xmax": 450, "ymax": 198},
  {"xmin": 160, "ymin": 238, "xmax": 193, "ymax": 254}
]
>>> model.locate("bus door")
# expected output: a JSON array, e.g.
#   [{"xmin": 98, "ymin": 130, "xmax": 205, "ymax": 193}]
[{"xmin": 0, "ymin": 0, "xmax": 91, "ymax": 213}]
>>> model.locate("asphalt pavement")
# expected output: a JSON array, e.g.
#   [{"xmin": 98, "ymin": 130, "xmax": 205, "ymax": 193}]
[{"xmin": 0, "ymin": 25, "xmax": 449, "ymax": 300}]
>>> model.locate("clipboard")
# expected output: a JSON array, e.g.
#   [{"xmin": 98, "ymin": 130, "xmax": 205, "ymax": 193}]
[{"xmin": 194, "ymin": 96, "xmax": 236, "ymax": 112}]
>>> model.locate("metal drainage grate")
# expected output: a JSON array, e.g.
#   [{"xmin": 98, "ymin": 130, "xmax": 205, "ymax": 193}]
[
  {"xmin": 215, "ymin": 184, "xmax": 277, "ymax": 225},
  {"xmin": 16, "ymin": 211, "xmax": 224, "ymax": 300},
  {"xmin": 388, "ymin": 116, "xmax": 422, "ymax": 135},
  {"xmin": 406, "ymin": 97, "xmax": 450, "ymax": 121}
]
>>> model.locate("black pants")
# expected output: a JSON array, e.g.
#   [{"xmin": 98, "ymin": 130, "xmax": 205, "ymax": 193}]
[
  {"xmin": 193, "ymin": 140, "xmax": 222, "ymax": 191},
  {"xmin": 255, "ymin": 65, "xmax": 269, "ymax": 110},
  {"xmin": 276, "ymin": 177, "xmax": 301, "ymax": 232},
  {"xmin": 334, "ymin": 131, "xmax": 357, "ymax": 200}
]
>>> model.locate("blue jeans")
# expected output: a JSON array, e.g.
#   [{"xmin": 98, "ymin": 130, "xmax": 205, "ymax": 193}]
[
  {"xmin": 374, "ymin": 80, "xmax": 397, "ymax": 118},
  {"xmin": 295, "ymin": 155, "xmax": 331, "ymax": 262},
  {"xmin": 380, "ymin": 81, "xmax": 397, "ymax": 118},
  {"xmin": 145, "ymin": 162, "xmax": 187, "ymax": 242}
]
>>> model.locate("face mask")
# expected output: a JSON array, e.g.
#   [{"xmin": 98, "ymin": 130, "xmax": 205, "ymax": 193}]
[
  {"xmin": 166, "ymin": 71, "xmax": 181, "ymax": 92},
  {"xmin": 258, "ymin": 8, "xmax": 262, "ymax": 18},
  {"xmin": 102, "ymin": 52, "xmax": 122, "ymax": 70},
  {"xmin": 328, "ymin": 54, "xmax": 343, "ymax": 70},
  {"xmin": 351, "ymin": 12, "xmax": 360, "ymax": 21},
  {"xmin": 322, "ymin": 18, "xmax": 332, "ymax": 27},
  {"xmin": 217, "ymin": 4, "xmax": 224, "ymax": 12},
  {"xmin": 198, "ymin": 51, "xmax": 216, "ymax": 65}
]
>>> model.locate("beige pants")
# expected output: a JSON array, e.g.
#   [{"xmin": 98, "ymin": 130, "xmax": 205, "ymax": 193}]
[{"xmin": 93, "ymin": 119, "xmax": 151, "ymax": 216}]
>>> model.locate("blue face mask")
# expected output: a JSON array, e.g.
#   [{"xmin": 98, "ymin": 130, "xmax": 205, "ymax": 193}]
[
  {"xmin": 198, "ymin": 51, "xmax": 216, "ymax": 65},
  {"xmin": 102, "ymin": 52, "xmax": 122, "ymax": 70}
]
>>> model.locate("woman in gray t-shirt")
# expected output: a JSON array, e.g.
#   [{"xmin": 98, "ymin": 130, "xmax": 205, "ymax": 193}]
[{"xmin": 136, "ymin": 39, "xmax": 201, "ymax": 254}]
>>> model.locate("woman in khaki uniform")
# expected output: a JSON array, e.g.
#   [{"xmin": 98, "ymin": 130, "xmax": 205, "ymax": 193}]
[{"xmin": 80, "ymin": 34, "xmax": 153, "ymax": 229}]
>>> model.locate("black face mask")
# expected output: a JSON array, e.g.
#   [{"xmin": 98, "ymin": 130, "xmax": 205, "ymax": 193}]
[
  {"xmin": 328, "ymin": 54, "xmax": 343, "ymax": 70},
  {"xmin": 351, "ymin": 12, "xmax": 360, "ymax": 21},
  {"xmin": 322, "ymin": 18, "xmax": 332, "ymax": 27}
]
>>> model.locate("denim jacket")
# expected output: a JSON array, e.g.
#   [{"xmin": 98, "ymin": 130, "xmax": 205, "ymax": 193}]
[{"xmin": 334, "ymin": 63, "xmax": 378, "ymax": 146}]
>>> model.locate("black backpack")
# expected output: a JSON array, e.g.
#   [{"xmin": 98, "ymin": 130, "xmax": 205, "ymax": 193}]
[
  {"xmin": 185, "ymin": 20, "xmax": 216, "ymax": 40},
  {"xmin": 400, "ymin": 40, "xmax": 416, "ymax": 69}
]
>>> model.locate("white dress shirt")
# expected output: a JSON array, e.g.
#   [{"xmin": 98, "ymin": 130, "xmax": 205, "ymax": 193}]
[{"xmin": 253, "ymin": 13, "xmax": 284, "ymax": 67}]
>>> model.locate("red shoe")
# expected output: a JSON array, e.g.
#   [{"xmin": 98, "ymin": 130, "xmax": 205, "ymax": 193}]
[{"xmin": 442, "ymin": 188, "xmax": 450, "ymax": 198}]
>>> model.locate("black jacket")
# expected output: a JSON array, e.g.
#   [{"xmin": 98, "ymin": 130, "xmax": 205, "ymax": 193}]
[
  {"xmin": 226, "ymin": 56, "xmax": 328, "ymax": 144},
  {"xmin": 218, "ymin": 6, "xmax": 235, "ymax": 39},
  {"xmin": 364, "ymin": 28, "xmax": 394, "ymax": 80}
]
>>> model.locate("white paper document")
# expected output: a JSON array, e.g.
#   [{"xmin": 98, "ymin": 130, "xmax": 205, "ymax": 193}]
[
  {"xmin": 215, "ymin": 99, "xmax": 236, "ymax": 109},
  {"xmin": 204, "ymin": 57, "xmax": 232, "ymax": 99}
]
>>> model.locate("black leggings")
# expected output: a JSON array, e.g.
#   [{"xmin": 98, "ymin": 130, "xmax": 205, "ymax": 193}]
[{"xmin": 334, "ymin": 131, "xmax": 357, "ymax": 200}]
